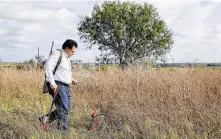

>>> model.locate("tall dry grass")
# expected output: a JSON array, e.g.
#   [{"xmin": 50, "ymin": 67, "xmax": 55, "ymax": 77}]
[{"xmin": 1, "ymin": 67, "xmax": 221, "ymax": 138}]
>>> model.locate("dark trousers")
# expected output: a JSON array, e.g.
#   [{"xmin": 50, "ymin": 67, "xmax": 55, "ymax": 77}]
[{"xmin": 47, "ymin": 81, "xmax": 71, "ymax": 132}]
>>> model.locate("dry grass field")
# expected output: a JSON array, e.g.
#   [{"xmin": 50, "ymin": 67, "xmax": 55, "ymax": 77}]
[{"xmin": 1, "ymin": 66, "xmax": 221, "ymax": 138}]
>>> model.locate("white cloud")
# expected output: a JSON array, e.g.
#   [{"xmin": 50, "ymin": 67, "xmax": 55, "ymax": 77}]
[
  {"xmin": 149, "ymin": 0, "xmax": 221, "ymax": 62},
  {"xmin": 0, "ymin": 0, "xmax": 220, "ymax": 63}
]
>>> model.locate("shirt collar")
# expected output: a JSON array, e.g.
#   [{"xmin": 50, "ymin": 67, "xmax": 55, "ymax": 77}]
[{"xmin": 61, "ymin": 49, "xmax": 69, "ymax": 58}]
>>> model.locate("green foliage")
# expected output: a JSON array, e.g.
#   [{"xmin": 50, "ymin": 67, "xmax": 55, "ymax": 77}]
[
  {"xmin": 16, "ymin": 55, "xmax": 45, "ymax": 70},
  {"xmin": 78, "ymin": 1, "xmax": 173, "ymax": 68}
]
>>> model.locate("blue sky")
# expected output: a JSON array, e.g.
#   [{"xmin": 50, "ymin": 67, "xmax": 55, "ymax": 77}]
[{"xmin": 0, "ymin": 0, "xmax": 221, "ymax": 63}]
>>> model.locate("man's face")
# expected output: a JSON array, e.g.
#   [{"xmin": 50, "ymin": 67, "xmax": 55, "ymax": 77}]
[{"xmin": 65, "ymin": 45, "xmax": 76, "ymax": 58}]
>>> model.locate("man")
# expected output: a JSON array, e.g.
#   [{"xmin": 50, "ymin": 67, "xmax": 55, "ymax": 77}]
[{"xmin": 40, "ymin": 39, "xmax": 78, "ymax": 134}]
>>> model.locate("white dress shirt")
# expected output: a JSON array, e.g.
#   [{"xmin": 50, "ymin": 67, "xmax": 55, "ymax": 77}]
[{"xmin": 44, "ymin": 49, "xmax": 72, "ymax": 86}]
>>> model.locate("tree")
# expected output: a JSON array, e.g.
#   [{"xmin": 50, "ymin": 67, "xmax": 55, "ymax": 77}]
[
  {"xmin": 95, "ymin": 52, "xmax": 117, "ymax": 64},
  {"xmin": 71, "ymin": 60, "xmax": 83, "ymax": 65},
  {"xmin": 78, "ymin": 1, "xmax": 173, "ymax": 68}
]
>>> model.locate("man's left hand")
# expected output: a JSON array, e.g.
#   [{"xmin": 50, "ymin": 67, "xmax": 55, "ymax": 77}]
[{"xmin": 72, "ymin": 79, "xmax": 78, "ymax": 85}]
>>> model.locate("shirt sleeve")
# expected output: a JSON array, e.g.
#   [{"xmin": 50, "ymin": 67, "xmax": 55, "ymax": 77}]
[{"xmin": 44, "ymin": 50, "xmax": 60, "ymax": 86}]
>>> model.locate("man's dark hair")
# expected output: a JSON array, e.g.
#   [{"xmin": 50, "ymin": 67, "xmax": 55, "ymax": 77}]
[{"xmin": 62, "ymin": 39, "xmax": 78, "ymax": 49}]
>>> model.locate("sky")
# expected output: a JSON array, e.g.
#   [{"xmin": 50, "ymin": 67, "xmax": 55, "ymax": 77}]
[{"xmin": 0, "ymin": 0, "xmax": 221, "ymax": 63}]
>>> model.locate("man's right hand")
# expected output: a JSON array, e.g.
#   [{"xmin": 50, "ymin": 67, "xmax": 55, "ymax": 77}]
[{"xmin": 50, "ymin": 84, "xmax": 58, "ymax": 95}]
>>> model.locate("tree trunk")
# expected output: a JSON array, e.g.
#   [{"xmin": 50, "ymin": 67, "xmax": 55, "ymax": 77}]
[{"xmin": 119, "ymin": 59, "xmax": 128, "ymax": 70}]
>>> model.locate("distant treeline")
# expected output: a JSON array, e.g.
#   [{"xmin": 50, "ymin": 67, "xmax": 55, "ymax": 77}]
[
  {"xmin": 1, "ymin": 62, "xmax": 221, "ymax": 69},
  {"xmin": 155, "ymin": 63, "xmax": 221, "ymax": 68}
]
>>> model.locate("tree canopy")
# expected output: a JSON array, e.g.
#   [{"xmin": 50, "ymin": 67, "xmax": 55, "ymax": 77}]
[{"xmin": 78, "ymin": 1, "xmax": 173, "ymax": 68}]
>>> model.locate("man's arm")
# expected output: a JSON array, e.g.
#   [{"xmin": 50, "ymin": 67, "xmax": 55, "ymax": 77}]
[{"xmin": 44, "ymin": 50, "xmax": 60, "ymax": 88}]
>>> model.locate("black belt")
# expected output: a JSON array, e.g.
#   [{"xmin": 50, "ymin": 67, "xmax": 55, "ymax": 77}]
[{"xmin": 55, "ymin": 81, "xmax": 70, "ymax": 88}]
